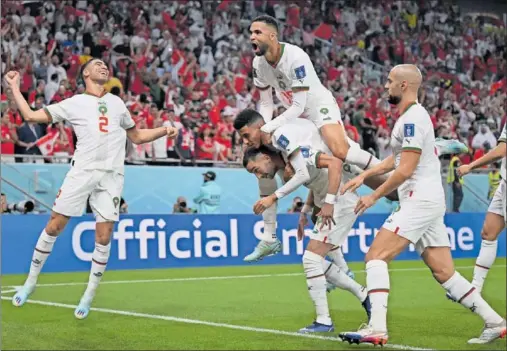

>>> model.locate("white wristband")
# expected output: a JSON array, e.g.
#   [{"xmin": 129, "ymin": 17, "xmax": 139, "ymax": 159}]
[
  {"xmin": 301, "ymin": 204, "xmax": 313, "ymax": 214},
  {"xmin": 324, "ymin": 193, "xmax": 337, "ymax": 204}
]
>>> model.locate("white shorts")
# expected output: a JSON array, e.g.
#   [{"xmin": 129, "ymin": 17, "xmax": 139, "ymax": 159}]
[
  {"xmin": 382, "ymin": 200, "xmax": 449, "ymax": 255},
  {"xmin": 53, "ymin": 167, "xmax": 124, "ymax": 221},
  {"xmin": 309, "ymin": 192, "xmax": 358, "ymax": 247},
  {"xmin": 307, "ymin": 100, "xmax": 342, "ymax": 129},
  {"xmin": 487, "ymin": 180, "xmax": 506, "ymax": 220}
]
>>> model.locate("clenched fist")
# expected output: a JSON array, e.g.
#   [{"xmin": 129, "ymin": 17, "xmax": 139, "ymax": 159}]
[
  {"xmin": 3, "ymin": 71, "xmax": 20, "ymax": 89},
  {"xmin": 165, "ymin": 126, "xmax": 179, "ymax": 139}
]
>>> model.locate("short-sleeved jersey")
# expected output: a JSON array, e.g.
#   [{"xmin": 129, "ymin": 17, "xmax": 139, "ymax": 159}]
[
  {"xmin": 498, "ymin": 124, "xmax": 506, "ymax": 180},
  {"xmin": 390, "ymin": 103, "xmax": 444, "ymax": 204},
  {"xmin": 253, "ymin": 42, "xmax": 336, "ymax": 113},
  {"xmin": 44, "ymin": 92, "xmax": 135, "ymax": 174},
  {"xmin": 270, "ymin": 118, "xmax": 358, "ymax": 207}
]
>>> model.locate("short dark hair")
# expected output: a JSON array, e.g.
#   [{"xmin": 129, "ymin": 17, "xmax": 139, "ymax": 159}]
[
  {"xmin": 78, "ymin": 58, "xmax": 100, "ymax": 86},
  {"xmin": 233, "ymin": 109, "xmax": 264, "ymax": 131},
  {"xmin": 251, "ymin": 15, "xmax": 279, "ymax": 33},
  {"xmin": 242, "ymin": 145, "xmax": 280, "ymax": 168},
  {"xmin": 110, "ymin": 86, "xmax": 121, "ymax": 96}
]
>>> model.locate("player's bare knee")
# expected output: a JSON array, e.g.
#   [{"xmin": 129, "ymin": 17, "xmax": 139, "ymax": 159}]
[
  {"xmin": 306, "ymin": 240, "xmax": 332, "ymax": 257},
  {"xmin": 431, "ymin": 266, "xmax": 455, "ymax": 284},
  {"xmin": 321, "ymin": 129, "xmax": 349, "ymax": 160},
  {"xmin": 481, "ymin": 224, "xmax": 500, "ymax": 241},
  {"xmin": 45, "ymin": 212, "xmax": 69, "ymax": 236}
]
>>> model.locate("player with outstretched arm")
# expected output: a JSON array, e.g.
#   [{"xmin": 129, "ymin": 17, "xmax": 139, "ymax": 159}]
[{"xmin": 4, "ymin": 60, "xmax": 178, "ymax": 320}]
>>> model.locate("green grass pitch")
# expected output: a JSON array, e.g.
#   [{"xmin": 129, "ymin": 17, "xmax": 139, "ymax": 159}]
[{"xmin": 1, "ymin": 258, "xmax": 506, "ymax": 350}]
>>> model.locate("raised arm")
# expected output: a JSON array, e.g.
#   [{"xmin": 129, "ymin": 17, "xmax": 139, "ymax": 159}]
[{"xmin": 4, "ymin": 71, "xmax": 52, "ymax": 124}]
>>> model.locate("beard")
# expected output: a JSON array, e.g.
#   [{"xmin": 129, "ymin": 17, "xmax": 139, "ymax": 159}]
[
  {"xmin": 253, "ymin": 42, "xmax": 269, "ymax": 56},
  {"xmin": 388, "ymin": 94, "xmax": 402, "ymax": 105}
]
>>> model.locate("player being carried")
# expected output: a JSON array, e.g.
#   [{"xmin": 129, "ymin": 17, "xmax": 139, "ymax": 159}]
[
  {"xmin": 4, "ymin": 61, "xmax": 178, "ymax": 320},
  {"xmin": 244, "ymin": 14, "xmax": 467, "ymax": 262},
  {"xmin": 238, "ymin": 109, "xmax": 370, "ymax": 333},
  {"xmin": 337, "ymin": 64, "xmax": 505, "ymax": 345}
]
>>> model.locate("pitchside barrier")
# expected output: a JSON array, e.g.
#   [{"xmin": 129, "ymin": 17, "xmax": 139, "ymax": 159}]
[{"xmin": 2, "ymin": 213, "xmax": 505, "ymax": 274}]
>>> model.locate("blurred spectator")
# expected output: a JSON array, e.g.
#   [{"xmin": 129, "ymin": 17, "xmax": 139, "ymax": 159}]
[
  {"xmin": 288, "ymin": 196, "xmax": 304, "ymax": 213},
  {"xmin": 0, "ymin": 0, "xmax": 504, "ymax": 170},
  {"xmin": 49, "ymin": 122, "xmax": 74, "ymax": 163},
  {"xmin": 196, "ymin": 126, "xmax": 215, "ymax": 165},
  {"xmin": 193, "ymin": 171, "xmax": 221, "ymax": 214},
  {"xmin": 173, "ymin": 196, "xmax": 195, "ymax": 214},
  {"xmin": 447, "ymin": 154, "xmax": 464, "ymax": 213},
  {"xmin": 472, "ymin": 124, "xmax": 497, "ymax": 151},
  {"xmin": 487, "ymin": 162, "xmax": 501, "ymax": 200},
  {"xmin": 16, "ymin": 119, "xmax": 44, "ymax": 163},
  {"xmin": 175, "ymin": 119, "xmax": 195, "ymax": 166},
  {"xmin": 0, "ymin": 193, "xmax": 10, "ymax": 214},
  {"xmin": 1, "ymin": 112, "xmax": 18, "ymax": 163}
]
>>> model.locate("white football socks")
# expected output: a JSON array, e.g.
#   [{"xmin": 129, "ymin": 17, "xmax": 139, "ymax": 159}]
[
  {"xmin": 25, "ymin": 230, "xmax": 57, "ymax": 287},
  {"xmin": 443, "ymin": 271, "xmax": 503, "ymax": 325},
  {"xmin": 82, "ymin": 242, "xmax": 111, "ymax": 303},
  {"xmin": 472, "ymin": 239, "xmax": 497, "ymax": 293},
  {"xmin": 345, "ymin": 146, "xmax": 381, "ymax": 170},
  {"xmin": 366, "ymin": 260, "xmax": 390, "ymax": 332},
  {"xmin": 323, "ymin": 260, "xmax": 367, "ymax": 302},
  {"xmin": 303, "ymin": 251, "xmax": 331, "ymax": 325}
]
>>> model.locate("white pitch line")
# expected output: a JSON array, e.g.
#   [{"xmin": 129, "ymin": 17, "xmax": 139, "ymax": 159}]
[
  {"xmin": 4, "ymin": 264, "xmax": 505, "ymax": 289},
  {"xmin": 0, "ymin": 296, "xmax": 433, "ymax": 351},
  {"xmin": 1, "ymin": 289, "xmax": 18, "ymax": 294}
]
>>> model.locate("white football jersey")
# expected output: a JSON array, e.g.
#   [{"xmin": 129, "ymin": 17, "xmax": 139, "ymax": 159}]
[
  {"xmin": 270, "ymin": 119, "xmax": 359, "ymax": 207},
  {"xmin": 253, "ymin": 42, "xmax": 336, "ymax": 113},
  {"xmin": 44, "ymin": 92, "xmax": 135, "ymax": 174},
  {"xmin": 499, "ymin": 124, "xmax": 506, "ymax": 180},
  {"xmin": 390, "ymin": 103, "xmax": 444, "ymax": 204}
]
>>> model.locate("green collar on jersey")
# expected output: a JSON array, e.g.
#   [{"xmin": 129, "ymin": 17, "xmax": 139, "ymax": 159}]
[
  {"xmin": 268, "ymin": 43, "xmax": 285, "ymax": 68},
  {"xmin": 401, "ymin": 101, "xmax": 418, "ymax": 116}
]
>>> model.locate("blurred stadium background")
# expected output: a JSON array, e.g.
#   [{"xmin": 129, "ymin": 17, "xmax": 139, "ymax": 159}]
[{"xmin": 1, "ymin": 0, "xmax": 506, "ymax": 350}]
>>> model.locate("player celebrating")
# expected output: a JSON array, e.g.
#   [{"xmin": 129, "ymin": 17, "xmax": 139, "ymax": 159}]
[
  {"xmin": 245, "ymin": 15, "xmax": 467, "ymax": 263},
  {"xmin": 455, "ymin": 124, "xmax": 506, "ymax": 295},
  {"xmin": 242, "ymin": 137, "xmax": 371, "ymax": 333},
  {"xmin": 337, "ymin": 64, "xmax": 506, "ymax": 345},
  {"xmin": 245, "ymin": 14, "xmax": 382, "ymax": 264},
  {"xmin": 4, "ymin": 62, "xmax": 178, "ymax": 320}
]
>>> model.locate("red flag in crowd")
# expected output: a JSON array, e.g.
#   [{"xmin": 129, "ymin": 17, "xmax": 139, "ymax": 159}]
[
  {"xmin": 490, "ymin": 78, "xmax": 506, "ymax": 95},
  {"xmin": 313, "ymin": 23, "xmax": 333, "ymax": 40},
  {"xmin": 217, "ymin": 0, "xmax": 232, "ymax": 11},
  {"xmin": 162, "ymin": 12, "xmax": 177, "ymax": 31},
  {"xmin": 34, "ymin": 131, "xmax": 60, "ymax": 156},
  {"xmin": 286, "ymin": 5, "xmax": 300, "ymax": 28}
]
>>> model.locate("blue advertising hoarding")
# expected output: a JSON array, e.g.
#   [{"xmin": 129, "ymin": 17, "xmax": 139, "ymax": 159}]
[{"xmin": 1, "ymin": 213, "xmax": 505, "ymax": 274}]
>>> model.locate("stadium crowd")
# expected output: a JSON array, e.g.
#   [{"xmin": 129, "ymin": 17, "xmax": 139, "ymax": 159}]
[{"xmin": 1, "ymin": 0, "xmax": 506, "ymax": 167}]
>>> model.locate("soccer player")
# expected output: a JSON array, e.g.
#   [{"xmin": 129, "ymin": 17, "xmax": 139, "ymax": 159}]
[
  {"xmin": 337, "ymin": 64, "xmax": 506, "ymax": 345},
  {"xmin": 455, "ymin": 124, "xmax": 506, "ymax": 294},
  {"xmin": 242, "ymin": 141, "xmax": 371, "ymax": 333},
  {"xmin": 245, "ymin": 15, "xmax": 466, "ymax": 262},
  {"xmin": 4, "ymin": 62, "xmax": 178, "ymax": 320},
  {"xmin": 245, "ymin": 14, "xmax": 384, "ymax": 264}
]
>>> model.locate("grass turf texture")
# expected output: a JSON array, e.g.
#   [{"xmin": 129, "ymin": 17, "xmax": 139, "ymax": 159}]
[{"xmin": 2, "ymin": 258, "xmax": 506, "ymax": 350}]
